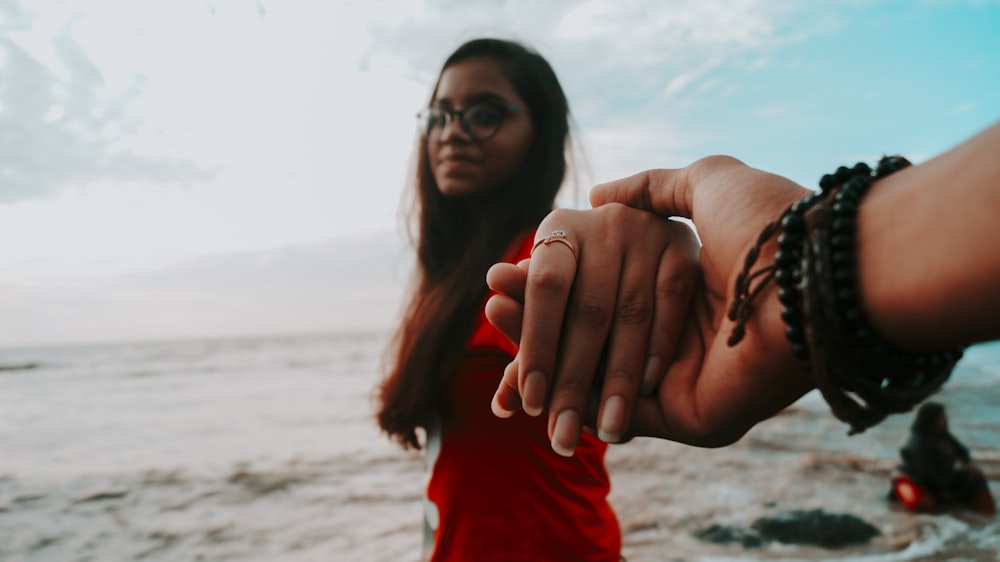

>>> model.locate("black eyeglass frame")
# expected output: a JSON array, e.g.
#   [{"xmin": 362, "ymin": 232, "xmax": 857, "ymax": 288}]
[{"xmin": 416, "ymin": 103, "xmax": 522, "ymax": 142}]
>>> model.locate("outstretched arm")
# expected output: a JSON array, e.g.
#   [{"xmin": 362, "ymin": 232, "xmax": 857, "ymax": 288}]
[
  {"xmin": 488, "ymin": 119, "xmax": 1000, "ymax": 454},
  {"xmin": 854, "ymin": 121, "xmax": 1000, "ymax": 350}
]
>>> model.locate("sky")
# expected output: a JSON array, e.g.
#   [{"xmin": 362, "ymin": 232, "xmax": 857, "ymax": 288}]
[{"xmin": 1, "ymin": 0, "xmax": 998, "ymax": 347}]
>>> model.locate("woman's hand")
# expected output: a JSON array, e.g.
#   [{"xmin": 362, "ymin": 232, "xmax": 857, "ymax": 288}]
[
  {"xmin": 486, "ymin": 203, "xmax": 700, "ymax": 455},
  {"xmin": 488, "ymin": 156, "xmax": 820, "ymax": 454}
]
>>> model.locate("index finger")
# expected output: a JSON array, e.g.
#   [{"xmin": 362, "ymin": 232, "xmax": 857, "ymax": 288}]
[
  {"xmin": 589, "ymin": 156, "xmax": 752, "ymax": 219},
  {"xmin": 589, "ymin": 168, "xmax": 693, "ymax": 218}
]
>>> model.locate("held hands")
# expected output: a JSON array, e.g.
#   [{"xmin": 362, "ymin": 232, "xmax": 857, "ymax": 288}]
[
  {"xmin": 486, "ymin": 156, "xmax": 819, "ymax": 454},
  {"xmin": 487, "ymin": 203, "xmax": 700, "ymax": 455}
]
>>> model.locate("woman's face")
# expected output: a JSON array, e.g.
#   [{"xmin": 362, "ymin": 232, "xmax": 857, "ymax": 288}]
[{"xmin": 426, "ymin": 57, "xmax": 534, "ymax": 199}]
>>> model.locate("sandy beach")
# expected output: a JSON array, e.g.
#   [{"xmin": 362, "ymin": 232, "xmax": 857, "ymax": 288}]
[{"xmin": 1, "ymin": 333, "xmax": 997, "ymax": 561}]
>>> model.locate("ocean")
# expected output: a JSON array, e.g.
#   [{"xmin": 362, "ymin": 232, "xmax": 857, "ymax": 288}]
[{"xmin": 1, "ymin": 332, "xmax": 998, "ymax": 561}]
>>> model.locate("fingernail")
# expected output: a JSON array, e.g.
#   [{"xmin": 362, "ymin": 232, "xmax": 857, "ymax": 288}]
[
  {"xmin": 551, "ymin": 410, "xmax": 580, "ymax": 457},
  {"xmin": 598, "ymin": 395, "xmax": 626, "ymax": 443},
  {"xmin": 523, "ymin": 371, "xmax": 546, "ymax": 417},
  {"xmin": 640, "ymin": 355, "xmax": 663, "ymax": 396},
  {"xmin": 491, "ymin": 390, "xmax": 516, "ymax": 418}
]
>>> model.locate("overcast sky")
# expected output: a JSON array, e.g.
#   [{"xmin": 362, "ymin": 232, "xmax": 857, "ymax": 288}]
[{"xmin": 1, "ymin": 0, "xmax": 998, "ymax": 346}]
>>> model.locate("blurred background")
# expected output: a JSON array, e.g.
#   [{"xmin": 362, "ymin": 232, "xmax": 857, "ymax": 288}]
[{"xmin": 2, "ymin": 0, "xmax": 998, "ymax": 347}]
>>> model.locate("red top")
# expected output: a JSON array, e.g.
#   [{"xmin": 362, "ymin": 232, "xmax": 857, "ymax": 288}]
[{"xmin": 424, "ymin": 232, "xmax": 621, "ymax": 561}]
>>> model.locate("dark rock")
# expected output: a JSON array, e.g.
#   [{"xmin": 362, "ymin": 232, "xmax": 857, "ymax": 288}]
[
  {"xmin": 13, "ymin": 494, "xmax": 45, "ymax": 504},
  {"xmin": 693, "ymin": 524, "xmax": 764, "ymax": 548},
  {"xmin": 0, "ymin": 363, "xmax": 40, "ymax": 372},
  {"xmin": 75, "ymin": 490, "xmax": 129, "ymax": 503},
  {"xmin": 751, "ymin": 509, "xmax": 880, "ymax": 548},
  {"xmin": 227, "ymin": 469, "xmax": 298, "ymax": 496}
]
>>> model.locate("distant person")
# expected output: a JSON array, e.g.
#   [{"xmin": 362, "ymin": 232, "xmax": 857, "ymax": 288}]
[
  {"xmin": 374, "ymin": 37, "xmax": 697, "ymax": 561},
  {"xmin": 890, "ymin": 402, "xmax": 995, "ymax": 515},
  {"xmin": 485, "ymin": 120, "xmax": 1000, "ymax": 453}
]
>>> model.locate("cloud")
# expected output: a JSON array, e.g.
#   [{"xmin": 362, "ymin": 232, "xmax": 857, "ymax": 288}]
[
  {"xmin": 577, "ymin": 120, "xmax": 713, "ymax": 184},
  {"xmin": 662, "ymin": 57, "xmax": 724, "ymax": 97},
  {"xmin": 363, "ymin": 0, "xmax": 808, "ymax": 81},
  {"xmin": 0, "ymin": 3, "xmax": 217, "ymax": 204},
  {"xmin": 360, "ymin": 0, "xmax": 852, "ymax": 142},
  {"xmin": 0, "ymin": 1, "xmax": 845, "ymax": 206}
]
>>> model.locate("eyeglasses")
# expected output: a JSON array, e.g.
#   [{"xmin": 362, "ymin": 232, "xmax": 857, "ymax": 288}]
[{"xmin": 416, "ymin": 103, "xmax": 522, "ymax": 142}]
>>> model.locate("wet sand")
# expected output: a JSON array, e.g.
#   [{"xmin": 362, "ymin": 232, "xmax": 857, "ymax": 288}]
[{"xmin": 2, "ymin": 334, "xmax": 997, "ymax": 561}]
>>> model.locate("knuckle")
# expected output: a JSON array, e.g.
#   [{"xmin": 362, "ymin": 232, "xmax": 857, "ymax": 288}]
[
  {"xmin": 553, "ymin": 374, "xmax": 590, "ymax": 399},
  {"xmin": 595, "ymin": 202, "xmax": 630, "ymax": 228},
  {"xmin": 603, "ymin": 367, "xmax": 636, "ymax": 387},
  {"xmin": 572, "ymin": 293, "xmax": 612, "ymax": 327},
  {"xmin": 692, "ymin": 154, "xmax": 741, "ymax": 172},
  {"xmin": 538, "ymin": 208, "xmax": 579, "ymax": 231},
  {"xmin": 526, "ymin": 266, "xmax": 572, "ymax": 294},
  {"xmin": 590, "ymin": 201, "xmax": 625, "ymax": 228},
  {"xmin": 616, "ymin": 290, "xmax": 652, "ymax": 325},
  {"xmin": 656, "ymin": 274, "xmax": 693, "ymax": 301},
  {"xmin": 598, "ymin": 201, "xmax": 666, "ymax": 239},
  {"xmin": 600, "ymin": 201, "xmax": 628, "ymax": 217}
]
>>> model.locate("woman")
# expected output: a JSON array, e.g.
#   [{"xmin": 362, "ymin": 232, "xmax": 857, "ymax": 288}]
[
  {"xmin": 891, "ymin": 402, "xmax": 995, "ymax": 515},
  {"xmin": 376, "ymin": 38, "xmax": 695, "ymax": 560}
]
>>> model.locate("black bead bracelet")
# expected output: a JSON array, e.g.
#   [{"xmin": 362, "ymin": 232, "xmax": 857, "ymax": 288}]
[{"xmin": 728, "ymin": 156, "xmax": 964, "ymax": 434}]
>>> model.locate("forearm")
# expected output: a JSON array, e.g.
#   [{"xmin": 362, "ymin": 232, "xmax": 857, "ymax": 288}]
[{"xmin": 857, "ymin": 121, "xmax": 1000, "ymax": 350}]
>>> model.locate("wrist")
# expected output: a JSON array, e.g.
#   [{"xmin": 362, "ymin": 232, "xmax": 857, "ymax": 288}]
[{"xmin": 728, "ymin": 157, "xmax": 964, "ymax": 435}]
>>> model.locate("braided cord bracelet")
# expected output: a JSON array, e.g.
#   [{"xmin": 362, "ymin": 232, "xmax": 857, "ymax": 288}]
[{"xmin": 728, "ymin": 156, "xmax": 964, "ymax": 434}]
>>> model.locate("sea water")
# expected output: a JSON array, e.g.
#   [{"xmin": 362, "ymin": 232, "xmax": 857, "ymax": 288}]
[{"xmin": 1, "ymin": 333, "xmax": 997, "ymax": 561}]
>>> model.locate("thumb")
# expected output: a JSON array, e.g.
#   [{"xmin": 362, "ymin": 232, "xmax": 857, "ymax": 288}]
[{"xmin": 589, "ymin": 168, "xmax": 694, "ymax": 220}]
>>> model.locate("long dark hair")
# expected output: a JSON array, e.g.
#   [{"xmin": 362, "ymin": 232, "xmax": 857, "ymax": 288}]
[{"xmin": 377, "ymin": 38, "xmax": 571, "ymax": 449}]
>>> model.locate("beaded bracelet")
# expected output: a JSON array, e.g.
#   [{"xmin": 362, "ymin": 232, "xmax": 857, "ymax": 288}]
[{"xmin": 728, "ymin": 156, "xmax": 964, "ymax": 434}]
